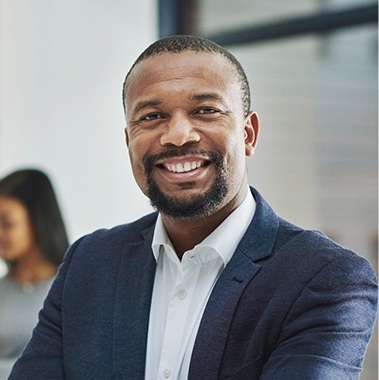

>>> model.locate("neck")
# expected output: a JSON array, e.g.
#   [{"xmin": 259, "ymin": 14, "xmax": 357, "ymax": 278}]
[
  {"xmin": 162, "ymin": 185, "xmax": 248, "ymax": 259},
  {"xmin": 10, "ymin": 248, "xmax": 57, "ymax": 285}
]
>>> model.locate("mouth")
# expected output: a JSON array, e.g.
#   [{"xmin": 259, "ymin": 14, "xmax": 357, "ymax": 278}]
[
  {"xmin": 157, "ymin": 158, "xmax": 210, "ymax": 174},
  {"xmin": 153, "ymin": 156, "xmax": 213, "ymax": 187},
  {"xmin": 144, "ymin": 150, "xmax": 218, "ymax": 187}
]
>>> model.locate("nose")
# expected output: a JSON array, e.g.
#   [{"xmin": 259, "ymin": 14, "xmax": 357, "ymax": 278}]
[{"xmin": 160, "ymin": 112, "xmax": 200, "ymax": 146}]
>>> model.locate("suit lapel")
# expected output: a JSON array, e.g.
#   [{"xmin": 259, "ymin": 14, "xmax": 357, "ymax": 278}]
[
  {"xmin": 189, "ymin": 187, "xmax": 279, "ymax": 379},
  {"xmin": 112, "ymin": 224, "xmax": 156, "ymax": 379},
  {"xmin": 189, "ymin": 250, "xmax": 261, "ymax": 380}
]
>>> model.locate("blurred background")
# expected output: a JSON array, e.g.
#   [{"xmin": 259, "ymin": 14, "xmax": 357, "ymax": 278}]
[{"xmin": 0, "ymin": 1, "xmax": 377, "ymax": 378}]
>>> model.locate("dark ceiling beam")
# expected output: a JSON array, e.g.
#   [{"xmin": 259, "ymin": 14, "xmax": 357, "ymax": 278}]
[{"xmin": 203, "ymin": 3, "xmax": 378, "ymax": 46}]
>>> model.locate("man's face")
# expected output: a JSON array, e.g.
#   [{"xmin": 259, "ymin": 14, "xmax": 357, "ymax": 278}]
[{"xmin": 124, "ymin": 51, "xmax": 258, "ymax": 219}]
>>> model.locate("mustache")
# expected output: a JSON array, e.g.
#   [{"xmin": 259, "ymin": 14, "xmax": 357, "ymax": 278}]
[{"xmin": 143, "ymin": 148, "xmax": 221, "ymax": 172}]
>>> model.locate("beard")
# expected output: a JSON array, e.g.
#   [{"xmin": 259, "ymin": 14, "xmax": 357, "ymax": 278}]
[{"xmin": 143, "ymin": 149, "xmax": 228, "ymax": 220}]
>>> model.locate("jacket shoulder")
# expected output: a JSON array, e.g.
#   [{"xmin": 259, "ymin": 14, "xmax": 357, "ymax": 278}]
[
  {"xmin": 79, "ymin": 211, "xmax": 158, "ymax": 246},
  {"xmin": 273, "ymin": 218, "xmax": 376, "ymax": 278}
]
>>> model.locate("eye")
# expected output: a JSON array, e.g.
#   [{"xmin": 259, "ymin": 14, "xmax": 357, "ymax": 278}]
[
  {"xmin": 141, "ymin": 113, "xmax": 163, "ymax": 121},
  {"xmin": 0, "ymin": 220, "xmax": 14, "ymax": 230},
  {"xmin": 197, "ymin": 108, "xmax": 219, "ymax": 115}
]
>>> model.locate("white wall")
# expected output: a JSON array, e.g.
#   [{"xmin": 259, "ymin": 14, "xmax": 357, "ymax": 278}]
[{"xmin": 0, "ymin": 0, "xmax": 157, "ymax": 249}]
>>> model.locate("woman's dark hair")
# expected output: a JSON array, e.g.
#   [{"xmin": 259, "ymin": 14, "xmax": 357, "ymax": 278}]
[{"xmin": 0, "ymin": 168, "xmax": 69, "ymax": 266}]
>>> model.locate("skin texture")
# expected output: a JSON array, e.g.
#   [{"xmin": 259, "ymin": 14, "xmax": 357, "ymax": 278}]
[
  {"xmin": 0, "ymin": 196, "xmax": 56, "ymax": 283},
  {"xmin": 124, "ymin": 51, "xmax": 259, "ymax": 257}
]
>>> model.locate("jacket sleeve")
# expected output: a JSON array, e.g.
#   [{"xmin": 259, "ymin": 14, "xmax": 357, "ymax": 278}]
[
  {"xmin": 8, "ymin": 238, "xmax": 82, "ymax": 379},
  {"xmin": 260, "ymin": 253, "xmax": 378, "ymax": 380}
]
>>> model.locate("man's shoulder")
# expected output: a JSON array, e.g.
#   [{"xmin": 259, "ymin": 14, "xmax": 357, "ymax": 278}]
[
  {"xmin": 276, "ymin": 217, "xmax": 352, "ymax": 257},
  {"xmin": 59, "ymin": 212, "xmax": 158, "ymax": 276},
  {"xmin": 109, "ymin": 211, "xmax": 158, "ymax": 240},
  {"xmin": 83, "ymin": 211, "xmax": 158, "ymax": 243},
  {"xmin": 275, "ymin": 218, "xmax": 375, "ymax": 275}
]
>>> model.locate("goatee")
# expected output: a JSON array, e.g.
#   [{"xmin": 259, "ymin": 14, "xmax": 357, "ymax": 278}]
[{"xmin": 143, "ymin": 149, "xmax": 228, "ymax": 220}]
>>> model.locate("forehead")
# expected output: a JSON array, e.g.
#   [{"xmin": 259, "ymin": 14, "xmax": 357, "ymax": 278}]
[
  {"xmin": 0, "ymin": 196, "xmax": 27, "ymax": 217},
  {"xmin": 125, "ymin": 51, "xmax": 239, "ymax": 98}
]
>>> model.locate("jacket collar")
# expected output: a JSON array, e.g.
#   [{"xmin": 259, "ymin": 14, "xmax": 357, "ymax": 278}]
[{"xmin": 238, "ymin": 187, "xmax": 279, "ymax": 262}]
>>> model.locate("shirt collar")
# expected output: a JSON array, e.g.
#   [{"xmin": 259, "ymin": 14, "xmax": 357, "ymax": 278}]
[{"xmin": 152, "ymin": 187, "xmax": 256, "ymax": 266}]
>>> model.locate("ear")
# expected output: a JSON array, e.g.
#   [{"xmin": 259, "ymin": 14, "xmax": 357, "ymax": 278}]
[
  {"xmin": 244, "ymin": 111, "xmax": 259, "ymax": 157},
  {"xmin": 124, "ymin": 127, "xmax": 130, "ymax": 148}
]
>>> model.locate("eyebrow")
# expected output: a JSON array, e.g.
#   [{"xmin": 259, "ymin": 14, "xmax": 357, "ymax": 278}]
[
  {"xmin": 132, "ymin": 99, "xmax": 162, "ymax": 115},
  {"xmin": 190, "ymin": 93, "xmax": 225, "ymax": 103}
]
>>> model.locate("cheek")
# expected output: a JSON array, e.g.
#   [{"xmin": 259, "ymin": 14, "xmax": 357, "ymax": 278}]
[
  {"xmin": 127, "ymin": 139, "xmax": 150, "ymax": 192},
  {"xmin": 127, "ymin": 129, "xmax": 154, "ymax": 158},
  {"xmin": 224, "ymin": 132, "xmax": 246, "ymax": 161},
  {"xmin": 1, "ymin": 223, "xmax": 34, "ymax": 259},
  {"xmin": 223, "ymin": 136, "xmax": 248, "ymax": 179},
  {"xmin": 15, "ymin": 223, "xmax": 34, "ymax": 247},
  {"xmin": 128, "ymin": 136, "xmax": 145, "ymax": 169}
]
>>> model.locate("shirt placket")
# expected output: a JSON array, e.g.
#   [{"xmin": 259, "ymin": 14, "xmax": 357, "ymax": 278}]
[{"xmin": 157, "ymin": 254, "xmax": 200, "ymax": 379}]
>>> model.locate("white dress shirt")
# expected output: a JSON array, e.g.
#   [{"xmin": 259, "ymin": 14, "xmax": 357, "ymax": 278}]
[{"xmin": 145, "ymin": 189, "xmax": 256, "ymax": 379}]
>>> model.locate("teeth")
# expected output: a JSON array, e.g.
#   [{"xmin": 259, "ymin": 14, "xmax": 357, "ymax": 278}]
[{"xmin": 166, "ymin": 161, "xmax": 202, "ymax": 173}]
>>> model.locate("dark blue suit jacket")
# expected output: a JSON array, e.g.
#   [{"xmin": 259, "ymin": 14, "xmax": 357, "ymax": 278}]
[{"xmin": 9, "ymin": 188, "xmax": 378, "ymax": 379}]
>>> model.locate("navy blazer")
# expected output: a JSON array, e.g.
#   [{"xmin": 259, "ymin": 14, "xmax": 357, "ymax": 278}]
[{"xmin": 10, "ymin": 188, "xmax": 378, "ymax": 379}]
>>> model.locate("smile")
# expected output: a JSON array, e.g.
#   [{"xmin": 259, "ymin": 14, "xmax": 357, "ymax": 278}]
[
  {"xmin": 164, "ymin": 160, "xmax": 204, "ymax": 173},
  {"xmin": 154, "ymin": 153, "xmax": 212, "ymax": 177}
]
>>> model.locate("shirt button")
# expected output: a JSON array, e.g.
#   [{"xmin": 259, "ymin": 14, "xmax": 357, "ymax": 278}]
[
  {"xmin": 163, "ymin": 368, "xmax": 171, "ymax": 378},
  {"xmin": 178, "ymin": 289, "xmax": 186, "ymax": 300}
]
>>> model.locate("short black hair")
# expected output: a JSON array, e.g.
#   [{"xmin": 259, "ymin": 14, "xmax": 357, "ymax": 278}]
[
  {"xmin": 0, "ymin": 168, "xmax": 69, "ymax": 267},
  {"xmin": 122, "ymin": 35, "xmax": 251, "ymax": 116}
]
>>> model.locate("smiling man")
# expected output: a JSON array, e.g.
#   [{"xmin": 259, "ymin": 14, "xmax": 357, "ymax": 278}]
[
  {"xmin": 124, "ymin": 46, "xmax": 258, "ymax": 257},
  {"xmin": 9, "ymin": 35, "xmax": 378, "ymax": 380}
]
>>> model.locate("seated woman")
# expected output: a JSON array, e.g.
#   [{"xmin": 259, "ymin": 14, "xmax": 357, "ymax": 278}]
[{"xmin": 0, "ymin": 168, "xmax": 69, "ymax": 379}]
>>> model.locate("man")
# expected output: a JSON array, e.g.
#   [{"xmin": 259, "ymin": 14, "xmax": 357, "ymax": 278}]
[{"xmin": 9, "ymin": 35, "xmax": 377, "ymax": 379}]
